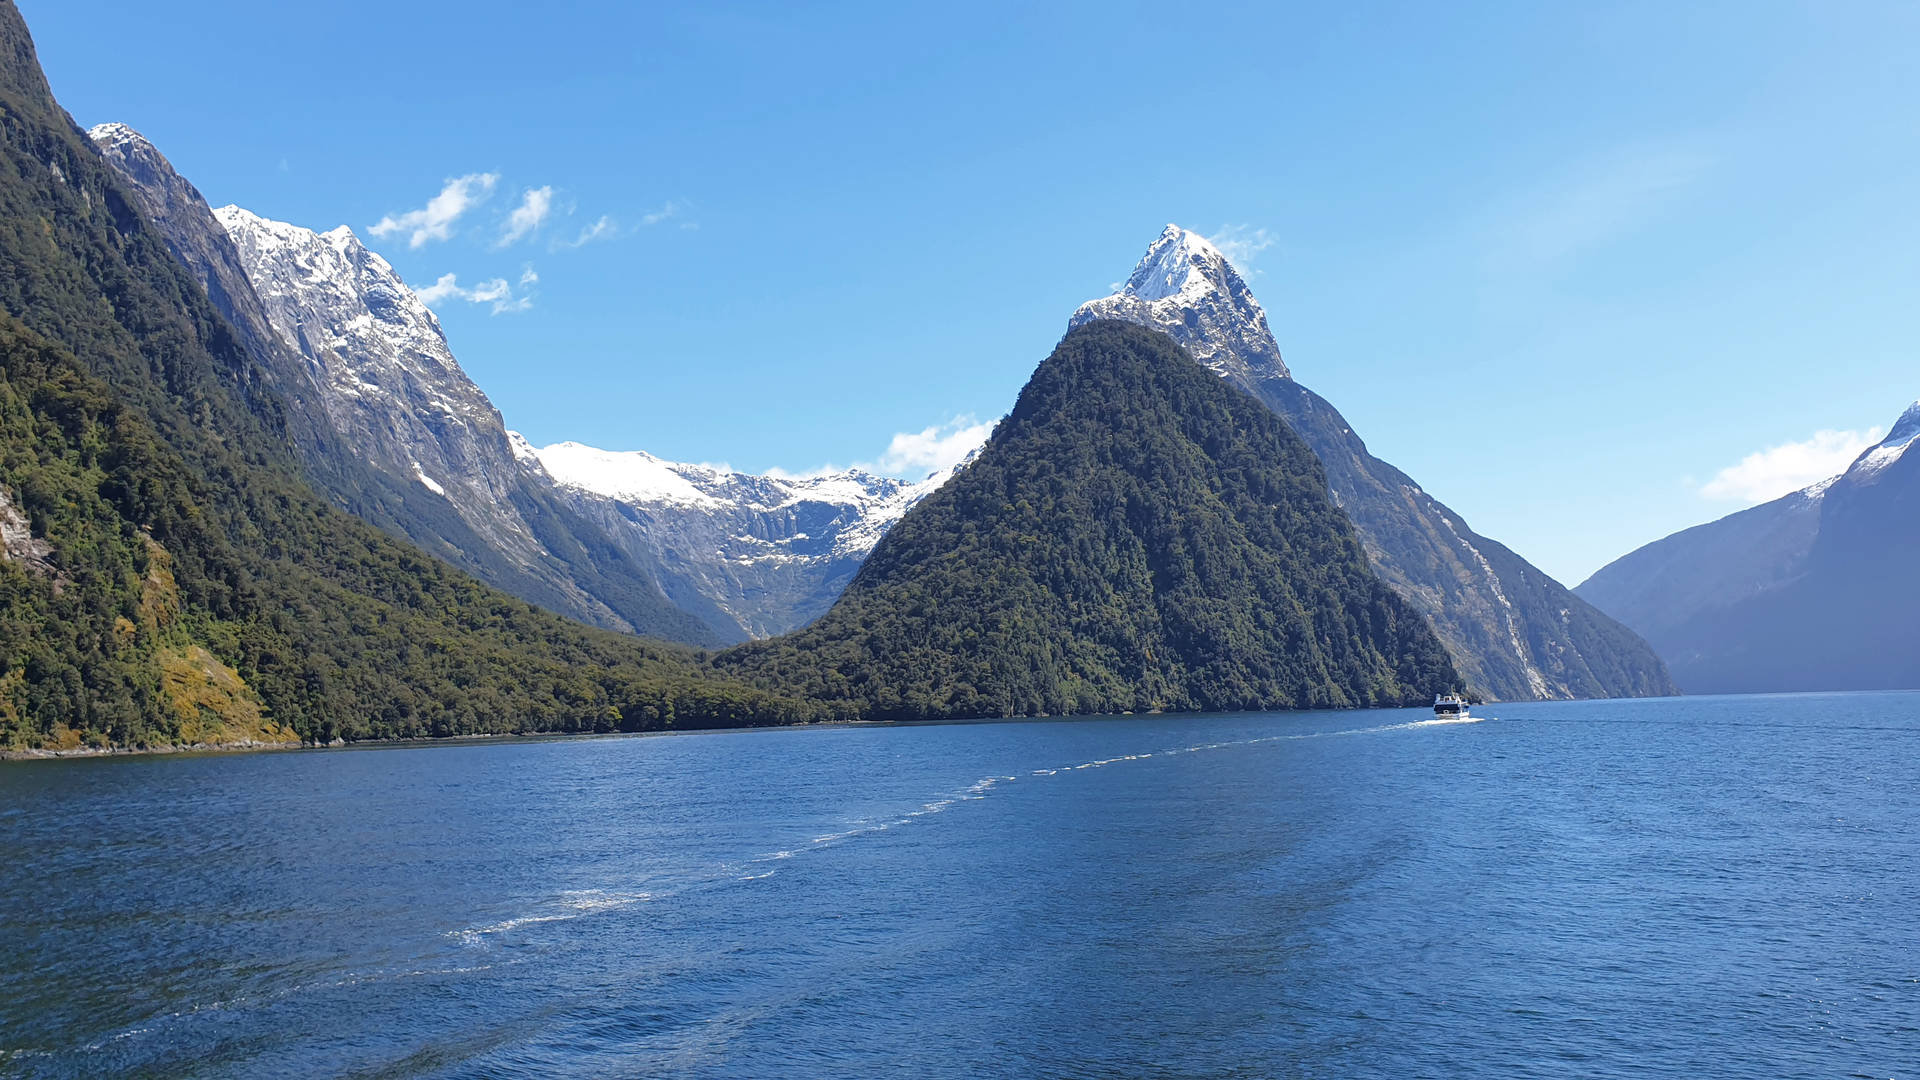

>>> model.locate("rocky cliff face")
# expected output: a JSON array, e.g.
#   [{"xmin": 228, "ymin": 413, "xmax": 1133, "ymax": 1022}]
[
  {"xmin": 91, "ymin": 125, "xmax": 718, "ymax": 645},
  {"xmin": 1581, "ymin": 401, "xmax": 1920, "ymax": 692},
  {"xmin": 1073, "ymin": 226, "xmax": 1676, "ymax": 701}
]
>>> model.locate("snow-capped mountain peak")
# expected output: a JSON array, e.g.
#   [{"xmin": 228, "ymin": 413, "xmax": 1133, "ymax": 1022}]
[
  {"xmin": 1849, "ymin": 399, "xmax": 1920, "ymax": 483},
  {"xmin": 1123, "ymin": 224, "xmax": 1228, "ymax": 301},
  {"xmin": 86, "ymin": 121, "xmax": 146, "ymax": 151},
  {"xmin": 1070, "ymin": 224, "xmax": 1288, "ymax": 383}
]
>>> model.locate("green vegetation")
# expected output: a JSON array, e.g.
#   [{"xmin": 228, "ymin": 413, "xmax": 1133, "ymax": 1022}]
[
  {"xmin": 0, "ymin": 6, "xmax": 811, "ymax": 751},
  {"xmin": 719, "ymin": 323, "xmax": 1461, "ymax": 720},
  {"xmin": 0, "ymin": 314, "xmax": 810, "ymax": 751}
]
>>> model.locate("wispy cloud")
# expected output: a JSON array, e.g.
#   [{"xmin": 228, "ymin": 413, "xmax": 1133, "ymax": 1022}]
[
  {"xmin": 555, "ymin": 215, "xmax": 618, "ymax": 250},
  {"xmin": 498, "ymin": 186, "xmax": 554, "ymax": 247},
  {"xmin": 640, "ymin": 200, "xmax": 685, "ymax": 227},
  {"xmin": 1484, "ymin": 145, "xmax": 1711, "ymax": 274},
  {"xmin": 371, "ymin": 173, "xmax": 499, "ymax": 249},
  {"xmin": 1700, "ymin": 427, "xmax": 1882, "ymax": 503},
  {"xmin": 1207, "ymin": 224, "xmax": 1275, "ymax": 275},
  {"xmin": 416, "ymin": 271, "xmax": 534, "ymax": 316}
]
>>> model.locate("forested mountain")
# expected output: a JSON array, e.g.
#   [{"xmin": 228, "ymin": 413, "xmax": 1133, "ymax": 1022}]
[
  {"xmin": 719, "ymin": 322, "xmax": 1461, "ymax": 720},
  {"xmin": 88, "ymin": 125, "xmax": 719, "ymax": 645},
  {"xmin": 1580, "ymin": 402, "xmax": 1920, "ymax": 692},
  {"xmin": 0, "ymin": 0, "xmax": 806, "ymax": 751},
  {"xmin": 1072, "ymin": 226, "xmax": 1676, "ymax": 701}
]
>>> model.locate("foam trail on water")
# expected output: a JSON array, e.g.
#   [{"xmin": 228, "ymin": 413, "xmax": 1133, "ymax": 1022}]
[{"xmin": 459, "ymin": 713, "xmax": 1488, "ymax": 942}]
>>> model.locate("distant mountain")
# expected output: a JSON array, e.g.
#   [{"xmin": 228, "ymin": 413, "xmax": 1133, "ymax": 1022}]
[
  {"xmin": 1072, "ymin": 226, "xmax": 1675, "ymax": 701},
  {"xmin": 88, "ymin": 123, "xmax": 718, "ymax": 646},
  {"xmin": 720, "ymin": 322, "xmax": 1461, "ymax": 720},
  {"xmin": 530, "ymin": 440, "xmax": 967, "ymax": 640},
  {"xmin": 1575, "ymin": 483, "xmax": 1828, "ymax": 664},
  {"xmin": 0, "ymin": 0, "xmax": 805, "ymax": 751},
  {"xmin": 1579, "ymin": 402, "xmax": 1920, "ymax": 692}
]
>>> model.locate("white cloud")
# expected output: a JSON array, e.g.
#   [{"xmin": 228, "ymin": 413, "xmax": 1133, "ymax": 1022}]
[
  {"xmin": 415, "ymin": 272, "xmax": 533, "ymax": 316},
  {"xmin": 766, "ymin": 416, "xmax": 996, "ymax": 482},
  {"xmin": 371, "ymin": 173, "xmax": 499, "ymax": 249},
  {"xmin": 871, "ymin": 415, "xmax": 994, "ymax": 477},
  {"xmin": 556, "ymin": 215, "xmax": 617, "ymax": 250},
  {"xmin": 519, "ymin": 264, "xmax": 539, "ymax": 287},
  {"xmin": 1207, "ymin": 224, "xmax": 1275, "ymax": 275},
  {"xmin": 498, "ymin": 186, "xmax": 554, "ymax": 247},
  {"xmin": 1700, "ymin": 427, "xmax": 1882, "ymax": 503}
]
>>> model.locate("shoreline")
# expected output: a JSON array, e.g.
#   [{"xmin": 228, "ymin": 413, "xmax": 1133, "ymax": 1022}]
[
  {"xmin": 27, "ymin": 691, "xmax": 1850, "ymax": 765},
  {"xmin": 0, "ymin": 720, "xmax": 877, "ymax": 764}
]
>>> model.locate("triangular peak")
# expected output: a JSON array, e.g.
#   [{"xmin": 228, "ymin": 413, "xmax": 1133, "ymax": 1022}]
[{"xmin": 1069, "ymin": 224, "xmax": 1289, "ymax": 384}]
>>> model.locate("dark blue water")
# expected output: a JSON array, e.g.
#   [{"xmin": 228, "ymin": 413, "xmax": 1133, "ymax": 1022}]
[{"xmin": 2, "ymin": 694, "xmax": 1915, "ymax": 1078}]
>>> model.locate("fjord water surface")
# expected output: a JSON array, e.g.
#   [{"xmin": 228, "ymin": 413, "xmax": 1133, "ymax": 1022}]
[{"xmin": 1, "ymin": 694, "xmax": 1915, "ymax": 1078}]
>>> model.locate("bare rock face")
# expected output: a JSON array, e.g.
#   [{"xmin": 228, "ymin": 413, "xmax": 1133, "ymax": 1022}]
[
  {"xmin": 0, "ymin": 486, "xmax": 56, "ymax": 580},
  {"xmin": 212, "ymin": 206, "xmax": 523, "ymax": 534},
  {"xmin": 1071, "ymin": 226, "xmax": 1675, "ymax": 701}
]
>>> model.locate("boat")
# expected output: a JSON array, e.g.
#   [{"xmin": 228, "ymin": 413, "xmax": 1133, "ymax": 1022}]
[{"xmin": 1433, "ymin": 693, "xmax": 1471, "ymax": 720}]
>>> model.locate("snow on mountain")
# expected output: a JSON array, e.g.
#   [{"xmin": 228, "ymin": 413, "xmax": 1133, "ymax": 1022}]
[
  {"xmin": 1848, "ymin": 400, "xmax": 1920, "ymax": 483},
  {"xmin": 204, "ymin": 202, "xmax": 726, "ymax": 641},
  {"xmin": 214, "ymin": 206, "xmax": 505, "ymax": 460},
  {"xmin": 1069, "ymin": 225, "xmax": 1289, "ymax": 383},
  {"xmin": 212, "ymin": 203, "xmax": 568, "ymax": 551},
  {"xmin": 535, "ymin": 443, "xmax": 725, "ymax": 508},
  {"xmin": 531, "ymin": 438, "xmax": 973, "ymax": 637}
]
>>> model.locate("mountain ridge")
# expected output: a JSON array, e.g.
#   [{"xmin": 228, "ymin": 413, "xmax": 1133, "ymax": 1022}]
[{"xmin": 1073, "ymin": 226, "xmax": 1677, "ymax": 701}]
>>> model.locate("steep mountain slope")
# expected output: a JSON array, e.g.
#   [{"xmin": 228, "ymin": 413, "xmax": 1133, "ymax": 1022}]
[
  {"xmin": 1576, "ymin": 481, "xmax": 1827, "ymax": 662},
  {"xmin": 1582, "ymin": 402, "xmax": 1920, "ymax": 692},
  {"xmin": 1071, "ymin": 226, "xmax": 1675, "ymax": 701},
  {"xmin": 720, "ymin": 322, "xmax": 1460, "ymax": 720},
  {"xmin": 0, "ymin": 0, "xmax": 802, "ymax": 750},
  {"xmin": 87, "ymin": 126, "xmax": 719, "ymax": 646},
  {"xmin": 532, "ymin": 440, "xmax": 965, "ymax": 639}
]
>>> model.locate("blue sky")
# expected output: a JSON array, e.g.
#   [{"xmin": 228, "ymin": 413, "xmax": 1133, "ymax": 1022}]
[{"xmin": 23, "ymin": 0, "xmax": 1920, "ymax": 585}]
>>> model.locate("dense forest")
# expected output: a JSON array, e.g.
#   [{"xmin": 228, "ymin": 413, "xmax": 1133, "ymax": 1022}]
[
  {"xmin": 718, "ymin": 323, "xmax": 1462, "ymax": 720},
  {"xmin": 0, "ymin": 3, "xmax": 812, "ymax": 751}
]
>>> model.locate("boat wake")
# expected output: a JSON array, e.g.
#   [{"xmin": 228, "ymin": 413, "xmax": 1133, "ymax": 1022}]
[{"xmin": 447, "ymin": 711, "xmax": 1490, "ymax": 944}]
